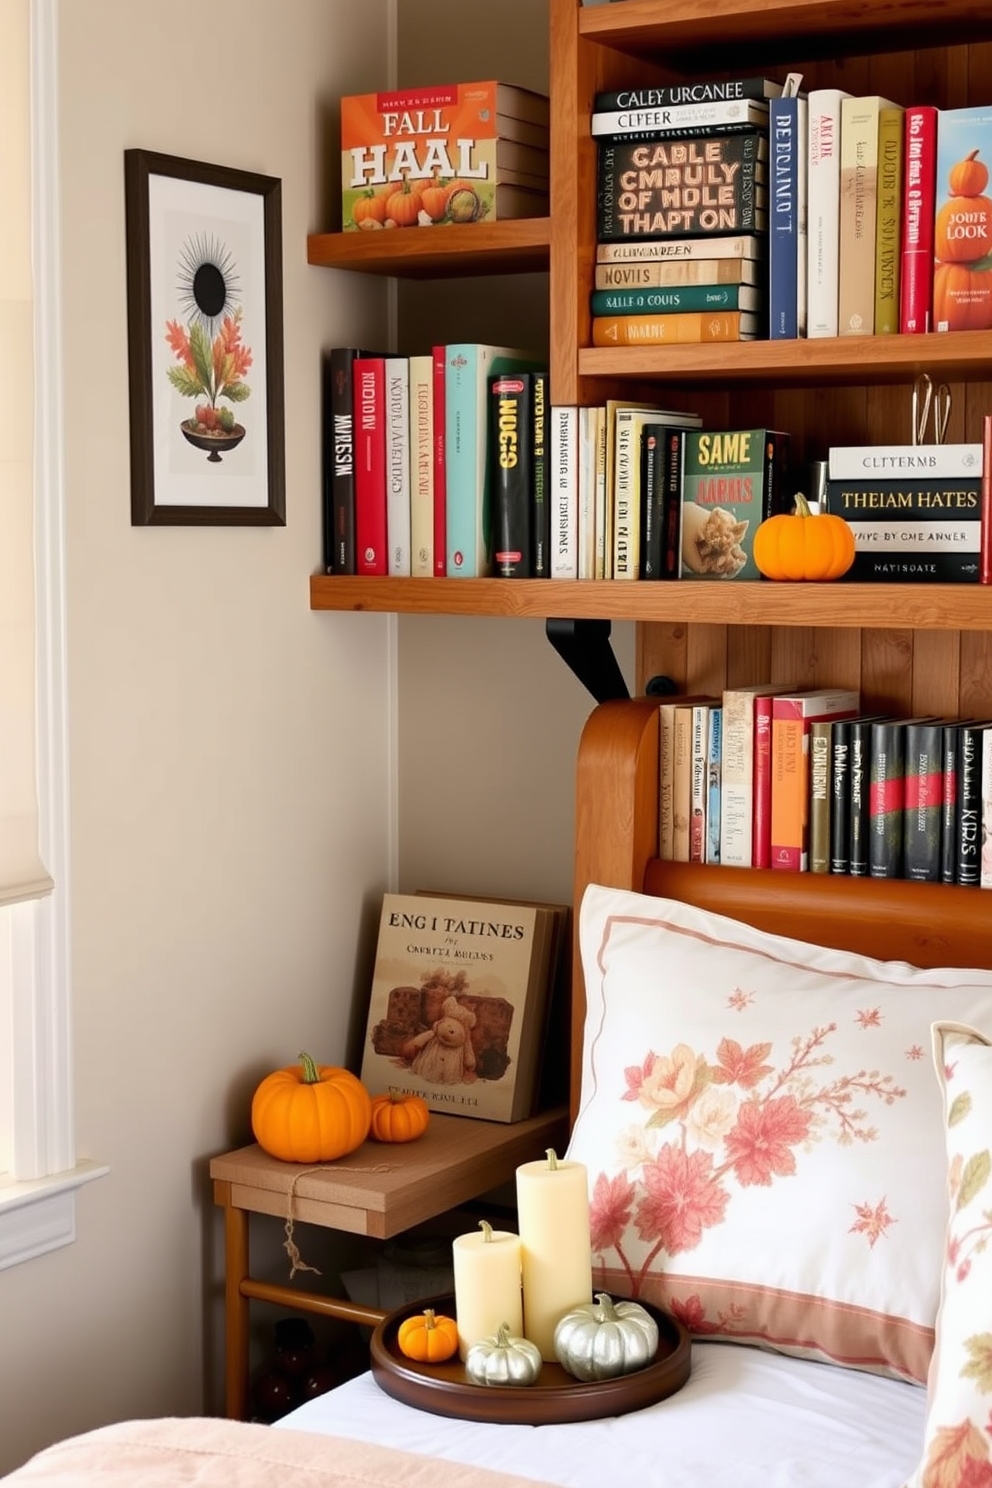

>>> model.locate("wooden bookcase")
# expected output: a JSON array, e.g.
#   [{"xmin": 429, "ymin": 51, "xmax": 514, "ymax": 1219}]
[{"xmin": 309, "ymin": 0, "xmax": 992, "ymax": 720}]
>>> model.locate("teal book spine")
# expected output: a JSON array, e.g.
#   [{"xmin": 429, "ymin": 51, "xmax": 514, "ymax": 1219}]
[{"xmin": 589, "ymin": 284, "xmax": 758, "ymax": 315}]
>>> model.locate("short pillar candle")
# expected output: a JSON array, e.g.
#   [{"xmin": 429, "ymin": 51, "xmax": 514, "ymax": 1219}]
[
  {"xmin": 451, "ymin": 1220, "xmax": 523, "ymax": 1362},
  {"xmin": 516, "ymin": 1148, "xmax": 593, "ymax": 1361}
]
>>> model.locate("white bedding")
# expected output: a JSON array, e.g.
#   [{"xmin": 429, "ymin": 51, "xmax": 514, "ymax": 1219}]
[{"xmin": 276, "ymin": 1343, "xmax": 926, "ymax": 1488}]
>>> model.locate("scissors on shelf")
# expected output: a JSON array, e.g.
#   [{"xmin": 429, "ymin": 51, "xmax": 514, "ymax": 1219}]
[{"xmin": 912, "ymin": 373, "xmax": 952, "ymax": 445}]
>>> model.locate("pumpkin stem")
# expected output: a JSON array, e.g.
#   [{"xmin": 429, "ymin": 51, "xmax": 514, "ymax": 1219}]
[
  {"xmin": 298, "ymin": 1051, "xmax": 321, "ymax": 1084},
  {"xmin": 422, "ymin": 1309, "xmax": 437, "ymax": 1330},
  {"xmin": 792, "ymin": 491, "xmax": 812, "ymax": 517},
  {"xmin": 594, "ymin": 1292, "xmax": 617, "ymax": 1319},
  {"xmin": 496, "ymin": 1322, "xmax": 511, "ymax": 1346},
  {"xmin": 479, "ymin": 1219, "xmax": 494, "ymax": 1242},
  {"xmin": 546, "ymin": 1148, "xmax": 559, "ymax": 1170}
]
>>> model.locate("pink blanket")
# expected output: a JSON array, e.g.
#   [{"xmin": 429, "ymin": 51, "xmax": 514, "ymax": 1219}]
[{"xmin": 3, "ymin": 1416, "xmax": 557, "ymax": 1488}]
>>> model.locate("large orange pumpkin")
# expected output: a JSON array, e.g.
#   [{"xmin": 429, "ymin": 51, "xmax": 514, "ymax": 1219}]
[
  {"xmin": 753, "ymin": 493, "xmax": 856, "ymax": 582},
  {"xmin": 384, "ymin": 181, "xmax": 423, "ymax": 227},
  {"xmin": 933, "ymin": 260, "xmax": 992, "ymax": 331},
  {"xmin": 251, "ymin": 1053, "xmax": 372, "ymax": 1163},
  {"xmin": 934, "ymin": 193, "xmax": 992, "ymax": 263},
  {"xmin": 351, "ymin": 190, "xmax": 388, "ymax": 229}
]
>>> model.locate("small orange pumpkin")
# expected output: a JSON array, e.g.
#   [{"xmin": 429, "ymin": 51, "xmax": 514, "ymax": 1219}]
[
  {"xmin": 397, "ymin": 1308, "xmax": 459, "ymax": 1363},
  {"xmin": 933, "ymin": 260, "xmax": 992, "ymax": 331},
  {"xmin": 948, "ymin": 148, "xmax": 990, "ymax": 199},
  {"xmin": 384, "ymin": 180, "xmax": 423, "ymax": 227},
  {"xmin": 419, "ymin": 179, "xmax": 450, "ymax": 223},
  {"xmin": 351, "ymin": 190, "xmax": 388, "ymax": 229},
  {"xmin": 369, "ymin": 1089, "xmax": 431, "ymax": 1143},
  {"xmin": 753, "ymin": 492, "xmax": 856, "ymax": 582},
  {"xmin": 250, "ymin": 1053, "xmax": 372, "ymax": 1163}
]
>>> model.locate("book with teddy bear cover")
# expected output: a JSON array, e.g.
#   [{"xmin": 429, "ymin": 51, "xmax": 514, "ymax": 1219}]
[{"xmin": 359, "ymin": 892, "xmax": 561, "ymax": 1123}]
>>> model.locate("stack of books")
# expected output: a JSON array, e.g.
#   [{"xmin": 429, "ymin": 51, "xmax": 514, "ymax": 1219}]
[
  {"xmin": 591, "ymin": 75, "xmax": 776, "ymax": 346},
  {"xmin": 340, "ymin": 80, "xmax": 549, "ymax": 232}
]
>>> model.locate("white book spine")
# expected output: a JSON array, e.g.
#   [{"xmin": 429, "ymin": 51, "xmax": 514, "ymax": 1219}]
[
  {"xmin": 384, "ymin": 356, "xmax": 411, "ymax": 576},
  {"xmin": 407, "ymin": 354, "xmax": 433, "ymax": 577},
  {"xmin": 828, "ymin": 442, "xmax": 984, "ymax": 479},
  {"xmin": 806, "ymin": 89, "xmax": 849, "ymax": 338},
  {"xmin": 550, "ymin": 405, "xmax": 578, "ymax": 579},
  {"xmin": 578, "ymin": 406, "xmax": 597, "ymax": 580},
  {"xmin": 592, "ymin": 99, "xmax": 768, "ymax": 136}
]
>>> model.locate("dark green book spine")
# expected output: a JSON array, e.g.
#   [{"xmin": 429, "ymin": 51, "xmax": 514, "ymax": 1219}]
[
  {"xmin": 904, "ymin": 720, "xmax": 944, "ymax": 882},
  {"xmin": 869, "ymin": 721, "xmax": 907, "ymax": 879}
]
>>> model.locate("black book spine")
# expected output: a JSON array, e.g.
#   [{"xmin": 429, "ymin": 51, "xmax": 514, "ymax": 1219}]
[
  {"xmin": 662, "ymin": 427, "xmax": 686, "ymax": 579},
  {"xmin": 868, "ymin": 721, "xmax": 907, "ymax": 879},
  {"xmin": 955, "ymin": 723, "xmax": 988, "ymax": 886},
  {"xmin": 941, "ymin": 723, "xmax": 962, "ymax": 884},
  {"xmin": 490, "ymin": 372, "xmax": 535, "ymax": 579},
  {"xmin": 326, "ymin": 346, "xmax": 378, "ymax": 576},
  {"xmin": 639, "ymin": 426, "xmax": 665, "ymax": 578},
  {"xmin": 531, "ymin": 372, "xmax": 549, "ymax": 578},
  {"xmin": 849, "ymin": 719, "xmax": 877, "ymax": 876},
  {"xmin": 597, "ymin": 133, "xmax": 766, "ymax": 241},
  {"xmin": 904, "ymin": 720, "xmax": 944, "ymax": 882},
  {"xmin": 830, "ymin": 719, "xmax": 852, "ymax": 873}
]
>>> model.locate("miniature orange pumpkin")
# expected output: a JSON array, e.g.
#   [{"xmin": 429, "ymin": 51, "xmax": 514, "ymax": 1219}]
[
  {"xmin": 419, "ymin": 180, "xmax": 450, "ymax": 223},
  {"xmin": 753, "ymin": 493, "xmax": 856, "ymax": 582},
  {"xmin": 384, "ymin": 181, "xmax": 423, "ymax": 227},
  {"xmin": 351, "ymin": 190, "xmax": 388, "ymax": 229},
  {"xmin": 933, "ymin": 260, "xmax": 992, "ymax": 331},
  {"xmin": 397, "ymin": 1308, "xmax": 459, "ymax": 1363},
  {"xmin": 948, "ymin": 148, "xmax": 990, "ymax": 198},
  {"xmin": 250, "ymin": 1053, "xmax": 372, "ymax": 1163},
  {"xmin": 369, "ymin": 1090, "xmax": 430, "ymax": 1143}
]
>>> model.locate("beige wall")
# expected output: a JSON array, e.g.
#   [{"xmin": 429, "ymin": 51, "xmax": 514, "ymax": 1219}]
[{"xmin": 0, "ymin": 1, "xmax": 393, "ymax": 1472}]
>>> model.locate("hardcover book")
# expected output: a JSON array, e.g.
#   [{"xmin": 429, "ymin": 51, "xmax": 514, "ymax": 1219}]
[
  {"xmin": 489, "ymin": 372, "xmax": 535, "ymax": 578},
  {"xmin": 340, "ymin": 82, "xmax": 549, "ymax": 230},
  {"xmin": 531, "ymin": 371, "xmax": 549, "ymax": 578},
  {"xmin": 706, "ymin": 706, "xmax": 723, "ymax": 865},
  {"xmin": 838, "ymin": 95, "xmax": 900, "ymax": 335},
  {"xmin": 595, "ymin": 258, "xmax": 763, "ymax": 289},
  {"xmin": 955, "ymin": 721, "xmax": 990, "ymax": 886},
  {"xmin": 829, "ymin": 714, "xmax": 888, "ymax": 874},
  {"xmin": 769, "ymin": 87, "xmax": 808, "ymax": 339},
  {"xmin": 680, "ymin": 428, "xmax": 791, "ymax": 581},
  {"xmin": 719, "ymin": 683, "xmax": 787, "ymax": 867},
  {"xmin": 824, "ymin": 476, "xmax": 982, "ymax": 583},
  {"xmin": 873, "ymin": 105, "xmax": 904, "ymax": 335},
  {"xmin": 612, "ymin": 405, "xmax": 701, "ymax": 580},
  {"xmin": 808, "ymin": 718, "xmax": 833, "ymax": 874},
  {"xmin": 640, "ymin": 424, "xmax": 686, "ymax": 580},
  {"xmin": 353, "ymin": 355, "xmax": 388, "ymax": 576},
  {"xmin": 868, "ymin": 719, "xmax": 911, "ymax": 879},
  {"xmin": 324, "ymin": 346, "xmax": 380, "ymax": 575},
  {"xmin": 590, "ymin": 284, "xmax": 764, "ymax": 315},
  {"xmin": 689, "ymin": 702, "xmax": 712, "ymax": 863},
  {"xmin": 850, "ymin": 715, "xmax": 888, "ymax": 876},
  {"xmin": 942, "ymin": 720, "xmax": 966, "ymax": 884},
  {"xmin": 549, "ymin": 404, "xmax": 579, "ymax": 579},
  {"xmin": 933, "ymin": 106, "xmax": 992, "ymax": 331},
  {"xmin": 981, "ymin": 729, "xmax": 992, "ymax": 889},
  {"xmin": 592, "ymin": 311, "xmax": 762, "ymax": 345},
  {"xmin": 658, "ymin": 694, "xmax": 717, "ymax": 860},
  {"xmin": 385, "ymin": 356, "xmax": 411, "ymax": 576},
  {"xmin": 359, "ymin": 892, "xmax": 557, "ymax": 1124},
  {"xmin": 771, "ymin": 689, "xmax": 860, "ymax": 872},
  {"xmin": 592, "ymin": 98, "xmax": 771, "ymax": 141},
  {"xmin": 597, "ymin": 133, "xmax": 768, "ymax": 241},
  {"xmin": 903, "ymin": 717, "xmax": 947, "ymax": 882},
  {"xmin": 827, "ymin": 442, "xmax": 983, "ymax": 480},
  {"xmin": 806, "ymin": 88, "xmax": 851, "ymax": 337},
  {"xmin": 408, "ymin": 353, "xmax": 434, "ymax": 578},
  {"xmin": 594, "ymin": 79, "xmax": 784, "ymax": 112},
  {"xmin": 596, "ymin": 235, "xmax": 765, "ymax": 263},
  {"xmin": 431, "ymin": 345, "xmax": 448, "ymax": 576},
  {"xmin": 899, "ymin": 106, "xmax": 938, "ymax": 334}
]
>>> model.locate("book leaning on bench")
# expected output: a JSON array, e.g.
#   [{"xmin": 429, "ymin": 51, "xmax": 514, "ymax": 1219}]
[{"xmin": 359, "ymin": 892, "xmax": 562, "ymax": 1123}]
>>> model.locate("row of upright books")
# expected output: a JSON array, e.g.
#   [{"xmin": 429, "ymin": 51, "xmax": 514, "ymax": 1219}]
[
  {"xmin": 591, "ymin": 72, "xmax": 992, "ymax": 342},
  {"xmin": 661, "ymin": 686, "xmax": 992, "ymax": 886}
]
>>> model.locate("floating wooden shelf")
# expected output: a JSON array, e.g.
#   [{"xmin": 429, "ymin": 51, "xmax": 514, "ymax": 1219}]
[{"xmin": 306, "ymin": 220, "xmax": 551, "ymax": 279}]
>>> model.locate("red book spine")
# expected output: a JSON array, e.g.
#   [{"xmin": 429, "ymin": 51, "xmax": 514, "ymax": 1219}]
[
  {"xmin": 432, "ymin": 345, "xmax": 447, "ymax": 577},
  {"xmin": 753, "ymin": 694, "xmax": 774, "ymax": 869},
  {"xmin": 981, "ymin": 413, "xmax": 992, "ymax": 586},
  {"xmin": 899, "ymin": 105, "xmax": 937, "ymax": 334},
  {"xmin": 354, "ymin": 357, "xmax": 388, "ymax": 576}
]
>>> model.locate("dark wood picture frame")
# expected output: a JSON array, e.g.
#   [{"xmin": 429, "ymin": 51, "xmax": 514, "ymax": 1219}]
[{"xmin": 124, "ymin": 150, "xmax": 285, "ymax": 526}]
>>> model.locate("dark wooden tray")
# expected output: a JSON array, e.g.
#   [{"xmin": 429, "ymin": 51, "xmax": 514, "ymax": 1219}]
[{"xmin": 369, "ymin": 1294, "xmax": 691, "ymax": 1425}]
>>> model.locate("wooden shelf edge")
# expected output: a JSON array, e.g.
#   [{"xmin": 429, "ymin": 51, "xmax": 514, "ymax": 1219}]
[
  {"xmin": 307, "ymin": 221, "xmax": 551, "ymax": 279},
  {"xmin": 310, "ymin": 576, "xmax": 992, "ymax": 630}
]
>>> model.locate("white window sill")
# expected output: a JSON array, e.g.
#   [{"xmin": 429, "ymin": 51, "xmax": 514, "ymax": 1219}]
[{"xmin": 0, "ymin": 1160, "xmax": 108, "ymax": 1270}]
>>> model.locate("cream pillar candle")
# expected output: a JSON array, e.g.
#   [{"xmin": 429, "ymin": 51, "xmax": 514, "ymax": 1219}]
[
  {"xmin": 516, "ymin": 1148, "xmax": 593, "ymax": 1361},
  {"xmin": 451, "ymin": 1220, "xmax": 523, "ymax": 1362}
]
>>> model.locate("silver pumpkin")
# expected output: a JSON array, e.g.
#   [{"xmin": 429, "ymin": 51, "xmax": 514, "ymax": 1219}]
[
  {"xmin": 465, "ymin": 1322, "xmax": 543, "ymax": 1387},
  {"xmin": 553, "ymin": 1292, "xmax": 659, "ymax": 1381}
]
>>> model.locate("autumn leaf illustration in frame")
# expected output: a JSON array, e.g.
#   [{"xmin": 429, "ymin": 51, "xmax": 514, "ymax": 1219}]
[{"xmin": 124, "ymin": 149, "xmax": 285, "ymax": 525}]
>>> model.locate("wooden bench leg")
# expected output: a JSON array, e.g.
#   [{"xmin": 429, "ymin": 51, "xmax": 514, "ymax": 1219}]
[{"xmin": 215, "ymin": 1179, "xmax": 250, "ymax": 1420}]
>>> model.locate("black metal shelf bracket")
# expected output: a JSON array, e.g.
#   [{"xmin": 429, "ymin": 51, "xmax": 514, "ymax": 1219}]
[{"xmin": 545, "ymin": 618, "xmax": 630, "ymax": 703}]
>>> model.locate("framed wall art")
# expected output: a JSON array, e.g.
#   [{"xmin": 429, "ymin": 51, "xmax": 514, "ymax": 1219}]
[{"xmin": 124, "ymin": 150, "xmax": 285, "ymax": 526}]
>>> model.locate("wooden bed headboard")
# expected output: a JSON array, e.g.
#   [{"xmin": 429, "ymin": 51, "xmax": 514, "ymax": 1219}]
[{"xmin": 570, "ymin": 698, "xmax": 992, "ymax": 1126}]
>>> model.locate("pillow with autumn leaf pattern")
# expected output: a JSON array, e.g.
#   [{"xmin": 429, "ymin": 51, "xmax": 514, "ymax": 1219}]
[
  {"xmin": 904, "ymin": 1022, "xmax": 992, "ymax": 1486},
  {"xmin": 566, "ymin": 884, "xmax": 992, "ymax": 1383}
]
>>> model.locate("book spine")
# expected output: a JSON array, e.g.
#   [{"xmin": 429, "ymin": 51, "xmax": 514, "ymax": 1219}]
[
  {"xmin": 827, "ymin": 442, "xmax": 984, "ymax": 480},
  {"xmin": 445, "ymin": 346, "xmax": 485, "ymax": 577},
  {"xmin": 408, "ymin": 354, "xmax": 434, "ymax": 577},
  {"xmin": 658, "ymin": 702, "xmax": 678, "ymax": 861},
  {"xmin": 706, "ymin": 706, "xmax": 723, "ymax": 864},
  {"xmin": 771, "ymin": 712, "xmax": 806, "ymax": 871},
  {"xmin": 590, "ymin": 284, "xmax": 757, "ymax": 313},
  {"xmin": 769, "ymin": 94, "xmax": 806, "ymax": 339},
  {"xmin": 903, "ymin": 719, "xmax": 944, "ymax": 881},
  {"xmin": 385, "ymin": 356, "xmax": 411, "ymax": 576},
  {"xmin": 829, "ymin": 719, "xmax": 852, "ymax": 872},
  {"xmin": 942, "ymin": 722, "xmax": 962, "ymax": 883},
  {"xmin": 577, "ymin": 406, "xmax": 598, "ymax": 580},
  {"xmin": 806, "ymin": 89, "xmax": 848, "ymax": 338},
  {"xmin": 532, "ymin": 371, "xmax": 549, "ymax": 577},
  {"xmin": 490, "ymin": 373, "xmax": 534, "ymax": 578},
  {"xmin": 594, "ymin": 406, "xmax": 608, "ymax": 579},
  {"xmin": 849, "ymin": 719, "xmax": 875, "ymax": 876},
  {"xmin": 612, "ymin": 412, "xmax": 644, "ymax": 580},
  {"xmin": 353, "ymin": 356, "xmax": 388, "ymax": 577},
  {"xmin": 640, "ymin": 427, "xmax": 664, "ymax": 580},
  {"xmin": 594, "ymin": 78, "xmax": 781, "ymax": 111},
  {"xmin": 981, "ymin": 730, "xmax": 992, "ymax": 888},
  {"xmin": 595, "ymin": 259, "xmax": 758, "ymax": 289},
  {"xmin": 591, "ymin": 101, "xmax": 770, "ymax": 138},
  {"xmin": 839, "ymin": 97, "xmax": 884, "ymax": 335},
  {"xmin": 597, "ymin": 134, "xmax": 766, "ymax": 241},
  {"xmin": 899, "ymin": 106, "xmax": 938, "ymax": 334},
  {"xmin": 431, "ymin": 345, "xmax": 447, "ymax": 576},
  {"xmin": 956, "ymin": 723, "xmax": 987, "ymax": 886},
  {"xmin": 596, "ymin": 235, "xmax": 765, "ymax": 263},
  {"xmin": 661, "ymin": 427, "xmax": 686, "ymax": 579},
  {"xmin": 550, "ymin": 405, "xmax": 578, "ymax": 579},
  {"xmin": 868, "ymin": 721, "xmax": 906, "ymax": 879},
  {"xmin": 753, "ymin": 694, "xmax": 774, "ymax": 869},
  {"xmin": 720, "ymin": 690, "xmax": 760, "ymax": 866},
  {"xmin": 325, "ymin": 347, "xmax": 364, "ymax": 575},
  {"xmin": 808, "ymin": 719, "xmax": 833, "ymax": 873},
  {"xmin": 873, "ymin": 106, "xmax": 904, "ymax": 336},
  {"xmin": 592, "ymin": 311, "xmax": 756, "ymax": 346},
  {"xmin": 824, "ymin": 476, "xmax": 982, "ymax": 583},
  {"xmin": 689, "ymin": 704, "xmax": 709, "ymax": 863},
  {"xmin": 672, "ymin": 704, "xmax": 694, "ymax": 862}
]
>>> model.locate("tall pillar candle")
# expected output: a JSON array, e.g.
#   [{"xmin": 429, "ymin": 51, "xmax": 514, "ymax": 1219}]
[
  {"xmin": 516, "ymin": 1148, "xmax": 593, "ymax": 1360},
  {"xmin": 451, "ymin": 1220, "xmax": 523, "ymax": 1362}
]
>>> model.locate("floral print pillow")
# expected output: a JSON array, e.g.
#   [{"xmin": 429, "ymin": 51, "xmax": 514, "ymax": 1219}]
[
  {"xmin": 568, "ymin": 885, "xmax": 992, "ymax": 1383},
  {"xmin": 905, "ymin": 1023, "xmax": 992, "ymax": 1488}
]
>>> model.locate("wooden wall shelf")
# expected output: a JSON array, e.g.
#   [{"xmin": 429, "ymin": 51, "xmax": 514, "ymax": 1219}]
[{"xmin": 307, "ymin": 220, "xmax": 551, "ymax": 279}]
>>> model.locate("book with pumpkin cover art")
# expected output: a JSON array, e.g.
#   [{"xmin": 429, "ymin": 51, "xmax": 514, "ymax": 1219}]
[
  {"xmin": 340, "ymin": 81, "xmax": 549, "ymax": 231},
  {"xmin": 933, "ymin": 106, "xmax": 992, "ymax": 331},
  {"xmin": 359, "ymin": 893, "xmax": 559, "ymax": 1123}
]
